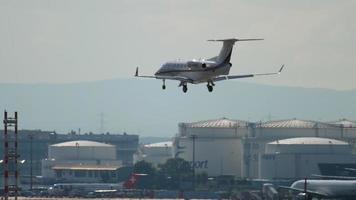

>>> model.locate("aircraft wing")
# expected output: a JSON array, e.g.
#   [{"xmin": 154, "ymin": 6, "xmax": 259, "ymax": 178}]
[
  {"xmin": 134, "ymin": 67, "xmax": 156, "ymax": 78},
  {"xmin": 212, "ymin": 64, "xmax": 284, "ymax": 82},
  {"xmin": 134, "ymin": 67, "xmax": 193, "ymax": 83},
  {"xmin": 279, "ymin": 186, "xmax": 328, "ymax": 197},
  {"xmin": 155, "ymin": 75, "xmax": 193, "ymax": 83}
]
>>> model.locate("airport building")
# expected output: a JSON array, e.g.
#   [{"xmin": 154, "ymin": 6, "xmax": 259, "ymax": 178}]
[
  {"xmin": 173, "ymin": 118, "xmax": 356, "ymax": 179},
  {"xmin": 41, "ymin": 140, "xmax": 122, "ymax": 183},
  {"xmin": 134, "ymin": 141, "xmax": 173, "ymax": 166},
  {"xmin": 0, "ymin": 130, "xmax": 138, "ymax": 185}
]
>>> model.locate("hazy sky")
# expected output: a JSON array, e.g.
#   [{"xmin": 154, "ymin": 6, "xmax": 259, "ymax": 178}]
[{"xmin": 0, "ymin": 0, "xmax": 355, "ymax": 90}]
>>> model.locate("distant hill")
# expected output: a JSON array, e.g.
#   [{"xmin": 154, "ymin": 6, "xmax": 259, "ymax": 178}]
[{"xmin": 0, "ymin": 79, "xmax": 355, "ymax": 137}]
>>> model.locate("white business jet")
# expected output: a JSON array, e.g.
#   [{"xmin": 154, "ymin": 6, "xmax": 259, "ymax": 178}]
[{"xmin": 135, "ymin": 38, "xmax": 284, "ymax": 93}]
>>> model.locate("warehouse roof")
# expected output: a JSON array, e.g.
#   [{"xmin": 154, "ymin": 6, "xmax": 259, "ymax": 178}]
[
  {"xmin": 52, "ymin": 164, "xmax": 120, "ymax": 171},
  {"xmin": 51, "ymin": 140, "xmax": 114, "ymax": 147},
  {"xmin": 329, "ymin": 119, "xmax": 356, "ymax": 128},
  {"xmin": 258, "ymin": 119, "xmax": 335, "ymax": 129},
  {"xmin": 144, "ymin": 141, "xmax": 172, "ymax": 148},
  {"xmin": 269, "ymin": 137, "xmax": 348, "ymax": 145},
  {"xmin": 181, "ymin": 118, "xmax": 249, "ymax": 128}
]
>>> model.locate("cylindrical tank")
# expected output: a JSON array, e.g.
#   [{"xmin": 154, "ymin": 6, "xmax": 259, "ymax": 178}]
[
  {"xmin": 49, "ymin": 140, "xmax": 116, "ymax": 160},
  {"xmin": 174, "ymin": 118, "xmax": 248, "ymax": 176}
]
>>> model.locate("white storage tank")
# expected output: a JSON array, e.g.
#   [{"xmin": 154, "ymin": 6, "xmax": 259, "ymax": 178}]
[
  {"xmin": 174, "ymin": 118, "xmax": 249, "ymax": 177},
  {"xmin": 256, "ymin": 119, "xmax": 342, "ymax": 139},
  {"xmin": 260, "ymin": 137, "xmax": 356, "ymax": 179},
  {"xmin": 329, "ymin": 119, "xmax": 356, "ymax": 139},
  {"xmin": 49, "ymin": 140, "xmax": 116, "ymax": 160},
  {"xmin": 265, "ymin": 137, "xmax": 351, "ymax": 154}
]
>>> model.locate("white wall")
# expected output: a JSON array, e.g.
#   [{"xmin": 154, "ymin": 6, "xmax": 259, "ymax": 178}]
[
  {"xmin": 174, "ymin": 136, "xmax": 243, "ymax": 176},
  {"xmin": 49, "ymin": 146, "xmax": 116, "ymax": 160},
  {"xmin": 260, "ymin": 154, "xmax": 356, "ymax": 179}
]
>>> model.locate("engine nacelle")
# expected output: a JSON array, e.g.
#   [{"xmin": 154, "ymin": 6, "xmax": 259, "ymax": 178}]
[{"xmin": 187, "ymin": 61, "xmax": 207, "ymax": 69}]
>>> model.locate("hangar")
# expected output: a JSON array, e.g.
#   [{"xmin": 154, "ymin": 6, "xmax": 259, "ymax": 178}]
[{"xmin": 42, "ymin": 140, "xmax": 121, "ymax": 183}]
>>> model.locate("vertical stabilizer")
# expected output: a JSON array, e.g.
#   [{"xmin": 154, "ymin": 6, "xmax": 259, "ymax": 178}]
[{"xmin": 207, "ymin": 38, "xmax": 263, "ymax": 64}]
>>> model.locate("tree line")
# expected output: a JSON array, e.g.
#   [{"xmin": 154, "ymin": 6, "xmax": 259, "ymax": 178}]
[{"xmin": 132, "ymin": 158, "xmax": 208, "ymax": 190}]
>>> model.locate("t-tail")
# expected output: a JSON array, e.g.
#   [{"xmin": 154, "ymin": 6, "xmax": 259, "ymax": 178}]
[{"xmin": 207, "ymin": 38, "xmax": 263, "ymax": 64}]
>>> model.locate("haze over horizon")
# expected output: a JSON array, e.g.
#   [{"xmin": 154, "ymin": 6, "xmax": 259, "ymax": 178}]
[{"xmin": 1, "ymin": 79, "xmax": 355, "ymax": 136}]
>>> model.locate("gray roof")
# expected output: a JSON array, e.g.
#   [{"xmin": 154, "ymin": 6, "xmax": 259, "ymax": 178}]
[
  {"xmin": 329, "ymin": 119, "xmax": 356, "ymax": 128},
  {"xmin": 182, "ymin": 118, "xmax": 249, "ymax": 128},
  {"xmin": 51, "ymin": 140, "xmax": 114, "ymax": 147},
  {"xmin": 268, "ymin": 137, "xmax": 348, "ymax": 145},
  {"xmin": 258, "ymin": 119, "xmax": 335, "ymax": 129}
]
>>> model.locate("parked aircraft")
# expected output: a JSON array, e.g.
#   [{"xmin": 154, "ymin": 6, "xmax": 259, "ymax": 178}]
[{"xmin": 280, "ymin": 178, "xmax": 356, "ymax": 199}]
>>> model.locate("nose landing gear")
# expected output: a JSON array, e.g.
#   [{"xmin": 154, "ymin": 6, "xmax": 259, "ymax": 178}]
[
  {"xmin": 207, "ymin": 81, "xmax": 214, "ymax": 92},
  {"xmin": 162, "ymin": 79, "xmax": 166, "ymax": 90}
]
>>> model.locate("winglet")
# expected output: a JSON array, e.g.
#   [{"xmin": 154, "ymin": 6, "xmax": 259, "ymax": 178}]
[
  {"xmin": 135, "ymin": 67, "xmax": 139, "ymax": 77},
  {"xmin": 278, "ymin": 64, "xmax": 285, "ymax": 73}
]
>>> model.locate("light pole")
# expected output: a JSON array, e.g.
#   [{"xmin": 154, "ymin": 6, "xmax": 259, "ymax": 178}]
[
  {"xmin": 29, "ymin": 134, "xmax": 33, "ymax": 191},
  {"xmin": 190, "ymin": 134, "xmax": 197, "ymax": 190}
]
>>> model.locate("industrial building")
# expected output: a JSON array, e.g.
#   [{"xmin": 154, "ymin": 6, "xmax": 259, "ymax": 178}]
[
  {"xmin": 134, "ymin": 141, "xmax": 173, "ymax": 166},
  {"xmin": 42, "ymin": 140, "xmax": 122, "ymax": 183},
  {"xmin": 259, "ymin": 137, "xmax": 356, "ymax": 179},
  {"xmin": 0, "ymin": 130, "xmax": 138, "ymax": 185},
  {"xmin": 174, "ymin": 118, "xmax": 250, "ymax": 176},
  {"xmin": 173, "ymin": 118, "xmax": 356, "ymax": 179}
]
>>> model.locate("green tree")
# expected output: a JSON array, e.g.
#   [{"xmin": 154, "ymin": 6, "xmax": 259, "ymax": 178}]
[
  {"xmin": 157, "ymin": 158, "xmax": 193, "ymax": 189},
  {"xmin": 196, "ymin": 171, "xmax": 208, "ymax": 186},
  {"xmin": 133, "ymin": 160, "xmax": 156, "ymax": 175},
  {"xmin": 133, "ymin": 160, "xmax": 157, "ymax": 189}
]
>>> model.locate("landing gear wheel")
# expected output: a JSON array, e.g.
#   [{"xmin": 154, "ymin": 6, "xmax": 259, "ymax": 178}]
[
  {"xmin": 162, "ymin": 80, "xmax": 166, "ymax": 90},
  {"xmin": 207, "ymin": 85, "xmax": 213, "ymax": 92},
  {"xmin": 183, "ymin": 85, "xmax": 188, "ymax": 93}
]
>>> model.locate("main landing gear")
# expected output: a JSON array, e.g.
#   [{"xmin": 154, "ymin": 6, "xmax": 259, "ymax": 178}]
[
  {"xmin": 207, "ymin": 81, "xmax": 215, "ymax": 92},
  {"xmin": 179, "ymin": 82, "xmax": 188, "ymax": 93},
  {"xmin": 183, "ymin": 85, "xmax": 188, "ymax": 93}
]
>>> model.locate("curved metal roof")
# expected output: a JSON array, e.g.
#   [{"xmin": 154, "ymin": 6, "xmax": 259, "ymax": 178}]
[
  {"xmin": 258, "ymin": 119, "xmax": 335, "ymax": 129},
  {"xmin": 268, "ymin": 137, "xmax": 348, "ymax": 145},
  {"xmin": 144, "ymin": 141, "xmax": 172, "ymax": 148},
  {"xmin": 329, "ymin": 119, "xmax": 356, "ymax": 128},
  {"xmin": 51, "ymin": 140, "xmax": 114, "ymax": 147},
  {"xmin": 182, "ymin": 118, "xmax": 249, "ymax": 128}
]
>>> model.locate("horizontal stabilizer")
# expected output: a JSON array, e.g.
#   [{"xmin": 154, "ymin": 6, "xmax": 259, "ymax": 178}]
[{"xmin": 207, "ymin": 38, "xmax": 263, "ymax": 42}]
